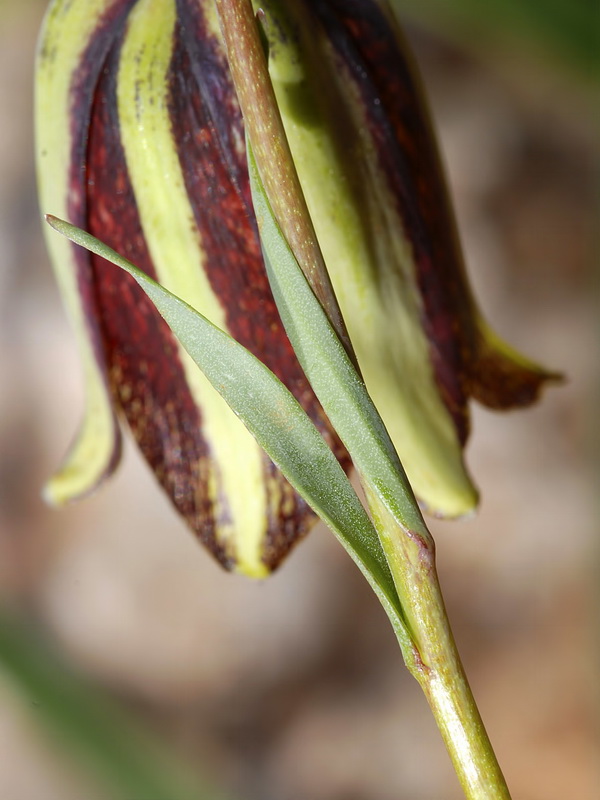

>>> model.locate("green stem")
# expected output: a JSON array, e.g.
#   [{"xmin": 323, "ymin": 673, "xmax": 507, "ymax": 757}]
[
  {"xmin": 411, "ymin": 569, "xmax": 509, "ymax": 798},
  {"xmin": 215, "ymin": 1, "xmax": 511, "ymax": 794},
  {"xmin": 367, "ymin": 490, "xmax": 511, "ymax": 799}
]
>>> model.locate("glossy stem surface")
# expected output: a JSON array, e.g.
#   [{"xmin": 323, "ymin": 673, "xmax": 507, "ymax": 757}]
[
  {"xmin": 416, "ymin": 572, "xmax": 510, "ymax": 799},
  {"xmin": 367, "ymin": 489, "xmax": 511, "ymax": 799}
]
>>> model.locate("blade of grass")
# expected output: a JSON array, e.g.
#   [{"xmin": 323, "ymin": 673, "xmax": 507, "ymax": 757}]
[{"xmin": 0, "ymin": 610, "xmax": 226, "ymax": 800}]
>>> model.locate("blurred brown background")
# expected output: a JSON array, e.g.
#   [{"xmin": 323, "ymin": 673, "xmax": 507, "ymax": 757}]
[{"xmin": 0, "ymin": 2, "xmax": 598, "ymax": 798}]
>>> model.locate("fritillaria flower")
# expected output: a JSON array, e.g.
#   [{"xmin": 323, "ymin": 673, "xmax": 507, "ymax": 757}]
[{"xmin": 36, "ymin": 0, "xmax": 556, "ymax": 576}]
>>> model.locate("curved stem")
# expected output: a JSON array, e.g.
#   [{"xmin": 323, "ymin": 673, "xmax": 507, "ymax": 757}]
[
  {"xmin": 413, "ymin": 569, "xmax": 510, "ymax": 799},
  {"xmin": 367, "ymin": 490, "xmax": 511, "ymax": 799},
  {"xmin": 213, "ymin": 1, "xmax": 511, "ymax": 793}
]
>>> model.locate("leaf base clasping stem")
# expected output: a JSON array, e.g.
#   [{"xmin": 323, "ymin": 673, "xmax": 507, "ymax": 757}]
[{"xmin": 368, "ymin": 491, "xmax": 511, "ymax": 799}]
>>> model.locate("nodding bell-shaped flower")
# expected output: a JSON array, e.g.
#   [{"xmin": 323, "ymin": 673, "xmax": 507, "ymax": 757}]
[{"xmin": 36, "ymin": 0, "xmax": 557, "ymax": 577}]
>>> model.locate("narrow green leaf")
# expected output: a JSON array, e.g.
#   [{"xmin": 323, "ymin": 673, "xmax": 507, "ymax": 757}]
[
  {"xmin": 247, "ymin": 147, "xmax": 432, "ymax": 543},
  {"xmin": 0, "ymin": 610, "xmax": 224, "ymax": 800},
  {"xmin": 45, "ymin": 215, "xmax": 408, "ymax": 644}
]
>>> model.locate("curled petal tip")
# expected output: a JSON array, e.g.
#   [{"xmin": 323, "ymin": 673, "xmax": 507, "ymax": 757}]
[
  {"xmin": 42, "ymin": 416, "xmax": 121, "ymax": 507},
  {"xmin": 468, "ymin": 320, "xmax": 564, "ymax": 410},
  {"xmin": 425, "ymin": 485, "xmax": 480, "ymax": 522}
]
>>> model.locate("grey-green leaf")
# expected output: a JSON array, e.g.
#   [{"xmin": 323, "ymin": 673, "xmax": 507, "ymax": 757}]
[
  {"xmin": 45, "ymin": 215, "xmax": 408, "ymax": 643},
  {"xmin": 247, "ymin": 147, "xmax": 430, "ymax": 541}
]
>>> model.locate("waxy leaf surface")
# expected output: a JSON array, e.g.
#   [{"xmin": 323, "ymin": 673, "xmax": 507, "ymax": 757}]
[{"xmin": 47, "ymin": 215, "xmax": 409, "ymax": 645}]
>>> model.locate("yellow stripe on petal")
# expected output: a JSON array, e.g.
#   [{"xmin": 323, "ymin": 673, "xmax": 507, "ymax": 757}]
[
  {"xmin": 36, "ymin": 0, "xmax": 122, "ymax": 505},
  {"xmin": 261, "ymin": 6, "xmax": 478, "ymax": 518},
  {"xmin": 117, "ymin": 0, "xmax": 268, "ymax": 577}
]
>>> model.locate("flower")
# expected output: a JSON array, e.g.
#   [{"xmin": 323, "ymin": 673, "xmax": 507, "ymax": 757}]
[{"xmin": 36, "ymin": 0, "xmax": 557, "ymax": 576}]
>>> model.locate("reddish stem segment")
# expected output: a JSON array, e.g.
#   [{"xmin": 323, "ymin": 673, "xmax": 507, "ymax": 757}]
[{"xmin": 214, "ymin": 0, "xmax": 355, "ymax": 363}]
